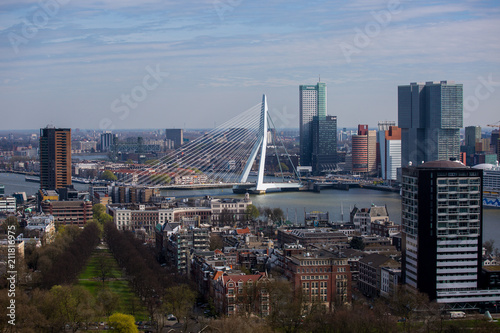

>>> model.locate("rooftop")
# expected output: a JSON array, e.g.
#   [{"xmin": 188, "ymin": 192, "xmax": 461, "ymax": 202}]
[{"xmin": 417, "ymin": 160, "xmax": 467, "ymax": 169}]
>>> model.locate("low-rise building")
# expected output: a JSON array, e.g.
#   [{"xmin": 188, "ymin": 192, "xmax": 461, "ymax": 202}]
[
  {"xmin": 358, "ymin": 253, "xmax": 400, "ymax": 298},
  {"xmin": 109, "ymin": 204, "xmax": 212, "ymax": 232},
  {"xmin": 210, "ymin": 196, "xmax": 252, "ymax": 225},
  {"xmin": 277, "ymin": 228, "xmax": 348, "ymax": 248},
  {"xmin": 351, "ymin": 205, "xmax": 390, "ymax": 234},
  {"xmin": 380, "ymin": 266, "xmax": 401, "ymax": 299},
  {"xmin": 24, "ymin": 215, "xmax": 56, "ymax": 245},
  {"xmin": 213, "ymin": 272, "xmax": 269, "ymax": 316},
  {"xmin": 370, "ymin": 220, "xmax": 401, "ymax": 237},
  {"xmin": 0, "ymin": 197, "xmax": 16, "ymax": 213},
  {"xmin": 280, "ymin": 248, "xmax": 351, "ymax": 308},
  {"xmin": 40, "ymin": 200, "xmax": 93, "ymax": 226}
]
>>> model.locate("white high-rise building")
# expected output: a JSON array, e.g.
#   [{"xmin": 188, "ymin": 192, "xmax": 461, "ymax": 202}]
[{"xmin": 378, "ymin": 125, "xmax": 401, "ymax": 180}]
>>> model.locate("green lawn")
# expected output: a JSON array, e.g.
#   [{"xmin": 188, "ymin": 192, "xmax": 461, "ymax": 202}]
[{"xmin": 77, "ymin": 245, "xmax": 148, "ymax": 321}]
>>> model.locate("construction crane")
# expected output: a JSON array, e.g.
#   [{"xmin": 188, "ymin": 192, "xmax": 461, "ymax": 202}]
[{"xmin": 486, "ymin": 121, "xmax": 500, "ymax": 131}]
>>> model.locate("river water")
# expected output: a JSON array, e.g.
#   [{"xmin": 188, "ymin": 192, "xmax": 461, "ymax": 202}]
[{"xmin": 1, "ymin": 172, "xmax": 499, "ymax": 244}]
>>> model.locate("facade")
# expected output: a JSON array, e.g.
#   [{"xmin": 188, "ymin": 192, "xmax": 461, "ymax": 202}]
[
  {"xmin": 398, "ymin": 81, "xmax": 463, "ymax": 167},
  {"xmin": 351, "ymin": 205, "xmax": 390, "ymax": 235},
  {"xmin": 24, "ymin": 215, "xmax": 56, "ymax": 244},
  {"xmin": 312, "ymin": 115, "xmax": 337, "ymax": 174},
  {"xmin": 401, "ymin": 160, "xmax": 494, "ymax": 306},
  {"xmin": 0, "ymin": 197, "xmax": 16, "ymax": 213},
  {"xmin": 109, "ymin": 205, "xmax": 212, "ymax": 232},
  {"xmin": 379, "ymin": 126, "xmax": 401, "ymax": 180},
  {"xmin": 165, "ymin": 227, "xmax": 210, "ymax": 274},
  {"xmin": 377, "ymin": 121, "xmax": 396, "ymax": 175},
  {"xmin": 281, "ymin": 248, "xmax": 351, "ymax": 308},
  {"xmin": 299, "ymin": 82, "xmax": 326, "ymax": 166},
  {"xmin": 190, "ymin": 250, "xmax": 230, "ymax": 301},
  {"xmin": 40, "ymin": 200, "xmax": 93, "ymax": 226},
  {"xmin": 109, "ymin": 186, "xmax": 156, "ymax": 204},
  {"xmin": 39, "ymin": 127, "xmax": 72, "ymax": 190},
  {"xmin": 370, "ymin": 220, "xmax": 401, "ymax": 238},
  {"xmin": 380, "ymin": 266, "xmax": 401, "ymax": 299},
  {"xmin": 351, "ymin": 125, "xmax": 376, "ymax": 174},
  {"xmin": 165, "ymin": 129, "xmax": 183, "ymax": 148},
  {"xmin": 213, "ymin": 273, "xmax": 269, "ymax": 316},
  {"xmin": 358, "ymin": 253, "xmax": 399, "ymax": 298},
  {"xmin": 210, "ymin": 197, "xmax": 252, "ymax": 225}
]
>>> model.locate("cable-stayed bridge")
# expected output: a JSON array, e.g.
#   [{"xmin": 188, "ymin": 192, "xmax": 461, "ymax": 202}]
[{"xmin": 121, "ymin": 95, "xmax": 303, "ymax": 194}]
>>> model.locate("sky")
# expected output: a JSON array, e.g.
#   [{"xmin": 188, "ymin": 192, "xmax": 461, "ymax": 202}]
[{"xmin": 1, "ymin": 0, "xmax": 499, "ymax": 131}]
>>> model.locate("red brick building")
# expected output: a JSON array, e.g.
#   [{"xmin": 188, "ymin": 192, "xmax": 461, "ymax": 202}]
[
  {"xmin": 213, "ymin": 272, "xmax": 269, "ymax": 316},
  {"xmin": 281, "ymin": 248, "xmax": 351, "ymax": 309}
]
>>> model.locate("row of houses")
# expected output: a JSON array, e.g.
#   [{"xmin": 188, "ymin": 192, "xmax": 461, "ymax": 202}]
[{"xmin": 109, "ymin": 195, "xmax": 253, "ymax": 234}]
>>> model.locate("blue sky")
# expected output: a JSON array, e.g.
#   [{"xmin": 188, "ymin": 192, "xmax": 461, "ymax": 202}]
[{"xmin": 1, "ymin": 0, "xmax": 499, "ymax": 131}]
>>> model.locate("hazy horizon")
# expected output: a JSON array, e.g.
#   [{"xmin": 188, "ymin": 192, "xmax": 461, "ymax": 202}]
[{"xmin": 1, "ymin": 0, "xmax": 499, "ymax": 131}]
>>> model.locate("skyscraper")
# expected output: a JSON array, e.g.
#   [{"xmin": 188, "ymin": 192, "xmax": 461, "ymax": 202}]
[
  {"xmin": 312, "ymin": 115, "xmax": 337, "ymax": 173},
  {"xmin": 352, "ymin": 125, "xmax": 376, "ymax": 175},
  {"xmin": 465, "ymin": 126, "xmax": 481, "ymax": 148},
  {"xmin": 166, "ymin": 128, "xmax": 183, "ymax": 149},
  {"xmin": 398, "ymin": 81, "xmax": 463, "ymax": 167},
  {"xmin": 40, "ymin": 127, "xmax": 72, "ymax": 190},
  {"xmin": 300, "ymin": 82, "xmax": 326, "ymax": 166},
  {"xmin": 377, "ymin": 121, "xmax": 396, "ymax": 175},
  {"xmin": 379, "ymin": 126, "xmax": 401, "ymax": 180},
  {"xmin": 401, "ymin": 161, "xmax": 484, "ymax": 303},
  {"xmin": 462, "ymin": 126, "xmax": 481, "ymax": 166}
]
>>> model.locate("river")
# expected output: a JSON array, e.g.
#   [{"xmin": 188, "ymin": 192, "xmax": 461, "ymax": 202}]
[{"xmin": 1, "ymin": 172, "xmax": 499, "ymax": 244}]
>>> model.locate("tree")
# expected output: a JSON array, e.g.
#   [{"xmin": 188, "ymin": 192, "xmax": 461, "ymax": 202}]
[
  {"xmin": 49, "ymin": 285, "xmax": 96, "ymax": 332},
  {"xmin": 245, "ymin": 204, "xmax": 260, "ymax": 221},
  {"xmin": 210, "ymin": 316, "xmax": 273, "ymax": 333},
  {"xmin": 261, "ymin": 207, "xmax": 284, "ymax": 223},
  {"xmin": 97, "ymin": 288, "xmax": 121, "ymax": 317},
  {"xmin": 108, "ymin": 313, "xmax": 138, "ymax": 333},
  {"xmin": 267, "ymin": 280, "xmax": 304, "ymax": 333},
  {"xmin": 100, "ymin": 170, "xmax": 118, "ymax": 181},
  {"xmin": 93, "ymin": 204, "xmax": 113, "ymax": 225},
  {"xmin": 209, "ymin": 234, "xmax": 224, "ymax": 251},
  {"xmin": 390, "ymin": 285, "xmax": 432, "ymax": 332},
  {"xmin": 163, "ymin": 284, "xmax": 196, "ymax": 323},
  {"xmin": 279, "ymin": 162, "xmax": 289, "ymax": 172},
  {"xmin": 350, "ymin": 236, "xmax": 365, "ymax": 250},
  {"xmin": 219, "ymin": 208, "xmax": 234, "ymax": 226},
  {"xmin": 272, "ymin": 207, "xmax": 284, "ymax": 222},
  {"xmin": 1, "ymin": 216, "xmax": 19, "ymax": 235},
  {"xmin": 97, "ymin": 252, "xmax": 115, "ymax": 285},
  {"xmin": 484, "ymin": 239, "xmax": 496, "ymax": 257},
  {"xmin": 93, "ymin": 203, "xmax": 107, "ymax": 218}
]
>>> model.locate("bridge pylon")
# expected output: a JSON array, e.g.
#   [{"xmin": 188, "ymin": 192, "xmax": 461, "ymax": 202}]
[{"xmin": 234, "ymin": 94, "xmax": 302, "ymax": 194}]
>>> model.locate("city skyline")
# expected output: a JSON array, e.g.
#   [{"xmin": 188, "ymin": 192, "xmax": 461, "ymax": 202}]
[{"xmin": 1, "ymin": 1, "xmax": 499, "ymax": 130}]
